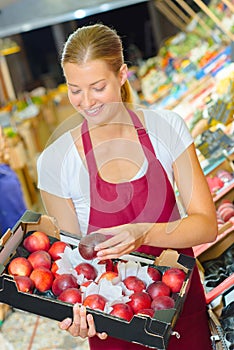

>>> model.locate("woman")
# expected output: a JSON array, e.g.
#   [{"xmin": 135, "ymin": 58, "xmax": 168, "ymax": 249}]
[{"xmin": 37, "ymin": 24, "xmax": 217, "ymax": 349}]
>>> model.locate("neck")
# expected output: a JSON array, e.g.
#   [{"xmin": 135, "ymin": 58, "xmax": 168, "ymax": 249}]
[{"xmin": 88, "ymin": 107, "xmax": 135, "ymax": 139}]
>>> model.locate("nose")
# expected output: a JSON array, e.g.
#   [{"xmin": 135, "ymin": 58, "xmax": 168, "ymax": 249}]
[{"xmin": 80, "ymin": 91, "xmax": 95, "ymax": 110}]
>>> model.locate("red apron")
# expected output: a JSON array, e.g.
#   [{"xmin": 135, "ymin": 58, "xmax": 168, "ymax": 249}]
[{"xmin": 81, "ymin": 110, "xmax": 212, "ymax": 350}]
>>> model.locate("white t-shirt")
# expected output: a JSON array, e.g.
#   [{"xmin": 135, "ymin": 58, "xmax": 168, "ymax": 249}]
[{"xmin": 37, "ymin": 108, "xmax": 193, "ymax": 235}]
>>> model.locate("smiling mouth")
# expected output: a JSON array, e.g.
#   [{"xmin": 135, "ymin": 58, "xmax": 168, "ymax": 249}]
[{"xmin": 84, "ymin": 105, "xmax": 104, "ymax": 117}]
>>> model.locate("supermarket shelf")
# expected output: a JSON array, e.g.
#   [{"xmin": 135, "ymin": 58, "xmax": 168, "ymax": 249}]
[
  {"xmin": 205, "ymin": 273, "xmax": 234, "ymax": 304},
  {"xmin": 0, "ymin": 46, "xmax": 20, "ymax": 56},
  {"xmin": 202, "ymin": 147, "xmax": 234, "ymax": 176},
  {"xmin": 213, "ymin": 179, "xmax": 234, "ymax": 203}
]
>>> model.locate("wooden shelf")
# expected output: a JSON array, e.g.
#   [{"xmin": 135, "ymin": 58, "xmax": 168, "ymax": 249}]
[
  {"xmin": 0, "ymin": 46, "xmax": 20, "ymax": 56},
  {"xmin": 213, "ymin": 180, "xmax": 234, "ymax": 206},
  {"xmin": 193, "ymin": 222, "xmax": 234, "ymax": 259}
]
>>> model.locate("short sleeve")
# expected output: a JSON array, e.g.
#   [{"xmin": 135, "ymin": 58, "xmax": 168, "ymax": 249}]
[
  {"xmin": 37, "ymin": 133, "xmax": 74, "ymax": 198},
  {"xmin": 144, "ymin": 108, "xmax": 194, "ymax": 162},
  {"xmin": 164, "ymin": 110, "xmax": 194, "ymax": 161}
]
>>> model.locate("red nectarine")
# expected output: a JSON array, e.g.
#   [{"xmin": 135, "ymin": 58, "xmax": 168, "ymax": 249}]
[
  {"xmin": 123, "ymin": 276, "xmax": 146, "ymax": 293},
  {"xmin": 8, "ymin": 257, "xmax": 33, "ymax": 277},
  {"xmin": 127, "ymin": 291, "xmax": 152, "ymax": 314},
  {"xmin": 146, "ymin": 281, "xmax": 171, "ymax": 299},
  {"xmin": 28, "ymin": 250, "xmax": 51, "ymax": 270},
  {"xmin": 78, "ymin": 233, "xmax": 107, "ymax": 260},
  {"xmin": 52, "ymin": 273, "xmax": 78, "ymax": 296},
  {"xmin": 98, "ymin": 271, "xmax": 118, "ymax": 282},
  {"xmin": 162, "ymin": 268, "xmax": 186, "ymax": 293},
  {"xmin": 151, "ymin": 295, "xmax": 175, "ymax": 311},
  {"xmin": 83, "ymin": 294, "xmax": 107, "ymax": 311},
  {"xmin": 30, "ymin": 267, "xmax": 54, "ymax": 292},
  {"xmin": 48, "ymin": 241, "xmax": 71, "ymax": 261},
  {"xmin": 58, "ymin": 287, "xmax": 82, "ymax": 304},
  {"xmin": 14, "ymin": 275, "xmax": 35, "ymax": 293},
  {"xmin": 23, "ymin": 231, "xmax": 51, "ymax": 253},
  {"xmin": 147, "ymin": 266, "xmax": 162, "ymax": 282},
  {"xmin": 136, "ymin": 308, "xmax": 154, "ymax": 317},
  {"xmin": 110, "ymin": 303, "xmax": 134, "ymax": 321},
  {"xmin": 75, "ymin": 262, "xmax": 97, "ymax": 281}
]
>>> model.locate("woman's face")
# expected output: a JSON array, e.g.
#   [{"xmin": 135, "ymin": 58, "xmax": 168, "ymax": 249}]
[{"xmin": 63, "ymin": 59, "xmax": 128, "ymax": 124}]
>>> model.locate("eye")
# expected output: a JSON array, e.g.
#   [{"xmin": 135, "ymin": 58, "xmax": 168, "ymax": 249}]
[
  {"xmin": 70, "ymin": 89, "xmax": 81, "ymax": 95},
  {"xmin": 94, "ymin": 85, "xmax": 105, "ymax": 92}
]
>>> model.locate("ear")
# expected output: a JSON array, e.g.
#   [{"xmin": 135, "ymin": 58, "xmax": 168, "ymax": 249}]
[{"xmin": 119, "ymin": 64, "xmax": 128, "ymax": 86}]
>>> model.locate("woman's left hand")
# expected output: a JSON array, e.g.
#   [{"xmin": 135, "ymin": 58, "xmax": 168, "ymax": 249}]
[
  {"xmin": 59, "ymin": 304, "xmax": 108, "ymax": 340},
  {"xmin": 94, "ymin": 223, "xmax": 150, "ymax": 260}
]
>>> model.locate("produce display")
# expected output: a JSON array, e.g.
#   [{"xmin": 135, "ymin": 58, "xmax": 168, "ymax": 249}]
[
  {"xmin": 6, "ymin": 230, "xmax": 188, "ymax": 321},
  {"xmin": 206, "ymin": 169, "xmax": 234, "ymax": 196},
  {"xmin": 216, "ymin": 199, "xmax": 234, "ymax": 227},
  {"xmin": 0, "ymin": 219, "xmax": 196, "ymax": 349},
  {"xmin": 137, "ymin": 0, "xmax": 234, "ymax": 107}
]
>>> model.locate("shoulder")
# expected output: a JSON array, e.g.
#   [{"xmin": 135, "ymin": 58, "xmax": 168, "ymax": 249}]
[
  {"xmin": 140, "ymin": 108, "xmax": 187, "ymax": 130},
  {"xmin": 140, "ymin": 107, "xmax": 191, "ymax": 138},
  {"xmin": 37, "ymin": 131, "xmax": 76, "ymax": 171},
  {"xmin": 139, "ymin": 107, "xmax": 193, "ymax": 161}
]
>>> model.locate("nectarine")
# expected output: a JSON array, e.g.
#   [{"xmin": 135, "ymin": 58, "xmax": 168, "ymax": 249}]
[
  {"xmin": 23, "ymin": 231, "xmax": 51, "ymax": 253},
  {"xmin": 110, "ymin": 303, "xmax": 134, "ymax": 321},
  {"xmin": 30, "ymin": 267, "xmax": 54, "ymax": 292},
  {"xmin": 78, "ymin": 233, "xmax": 107, "ymax": 260},
  {"xmin": 162, "ymin": 268, "xmax": 186, "ymax": 293},
  {"xmin": 8, "ymin": 257, "xmax": 33, "ymax": 277},
  {"xmin": 28, "ymin": 250, "xmax": 51, "ymax": 270}
]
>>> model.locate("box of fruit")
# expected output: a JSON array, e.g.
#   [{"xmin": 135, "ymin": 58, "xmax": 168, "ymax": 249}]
[{"xmin": 0, "ymin": 210, "xmax": 196, "ymax": 349}]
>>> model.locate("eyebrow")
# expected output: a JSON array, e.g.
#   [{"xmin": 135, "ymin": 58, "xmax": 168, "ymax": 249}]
[{"xmin": 67, "ymin": 79, "xmax": 105, "ymax": 88}]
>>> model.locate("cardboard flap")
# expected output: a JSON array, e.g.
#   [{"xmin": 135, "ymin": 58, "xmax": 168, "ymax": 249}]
[
  {"xmin": 0, "ymin": 226, "xmax": 25, "ymax": 267},
  {"xmin": 0, "ymin": 229, "xmax": 12, "ymax": 247},
  {"xmin": 154, "ymin": 249, "xmax": 188, "ymax": 273},
  {"xmin": 26, "ymin": 214, "xmax": 60, "ymax": 240}
]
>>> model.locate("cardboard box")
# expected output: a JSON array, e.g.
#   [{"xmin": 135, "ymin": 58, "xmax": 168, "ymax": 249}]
[{"xmin": 0, "ymin": 211, "xmax": 196, "ymax": 349}]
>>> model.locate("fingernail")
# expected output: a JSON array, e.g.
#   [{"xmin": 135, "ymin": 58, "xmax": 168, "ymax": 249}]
[{"xmin": 80, "ymin": 305, "xmax": 86, "ymax": 312}]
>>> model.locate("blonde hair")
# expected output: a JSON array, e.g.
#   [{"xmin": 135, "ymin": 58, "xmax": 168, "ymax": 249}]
[{"xmin": 61, "ymin": 23, "xmax": 133, "ymax": 104}]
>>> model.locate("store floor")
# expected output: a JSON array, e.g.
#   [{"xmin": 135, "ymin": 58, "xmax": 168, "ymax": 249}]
[{"xmin": 0, "ymin": 308, "xmax": 89, "ymax": 350}]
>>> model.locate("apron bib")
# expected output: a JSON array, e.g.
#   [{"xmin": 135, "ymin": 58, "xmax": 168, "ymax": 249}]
[{"xmin": 81, "ymin": 110, "xmax": 212, "ymax": 350}]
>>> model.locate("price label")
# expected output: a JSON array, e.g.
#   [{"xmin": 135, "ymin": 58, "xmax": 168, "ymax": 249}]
[{"xmin": 196, "ymin": 128, "xmax": 234, "ymax": 159}]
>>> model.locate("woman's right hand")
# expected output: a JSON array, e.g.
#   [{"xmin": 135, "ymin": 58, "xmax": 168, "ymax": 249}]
[{"xmin": 59, "ymin": 303, "xmax": 108, "ymax": 340}]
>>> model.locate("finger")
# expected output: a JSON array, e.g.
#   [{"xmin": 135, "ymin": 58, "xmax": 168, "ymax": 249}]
[
  {"xmin": 73, "ymin": 303, "xmax": 82, "ymax": 325},
  {"xmin": 68, "ymin": 304, "xmax": 87, "ymax": 337},
  {"xmin": 96, "ymin": 242, "xmax": 134, "ymax": 259},
  {"xmin": 86, "ymin": 313, "xmax": 108, "ymax": 339},
  {"xmin": 95, "ymin": 232, "xmax": 127, "ymax": 251},
  {"xmin": 86, "ymin": 313, "xmax": 97, "ymax": 338},
  {"xmin": 97, "ymin": 332, "xmax": 108, "ymax": 340},
  {"xmin": 79, "ymin": 305, "xmax": 88, "ymax": 330},
  {"xmin": 96, "ymin": 226, "xmax": 121, "ymax": 235},
  {"xmin": 96, "ymin": 250, "xmax": 129, "ymax": 260},
  {"xmin": 59, "ymin": 318, "xmax": 72, "ymax": 330}
]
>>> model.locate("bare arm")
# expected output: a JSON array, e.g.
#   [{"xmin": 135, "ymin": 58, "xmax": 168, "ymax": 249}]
[
  {"xmin": 95, "ymin": 144, "xmax": 218, "ymax": 258},
  {"xmin": 144, "ymin": 143, "xmax": 217, "ymax": 247},
  {"xmin": 40, "ymin": 190, "xmax": 81, "ymax": 236}
]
